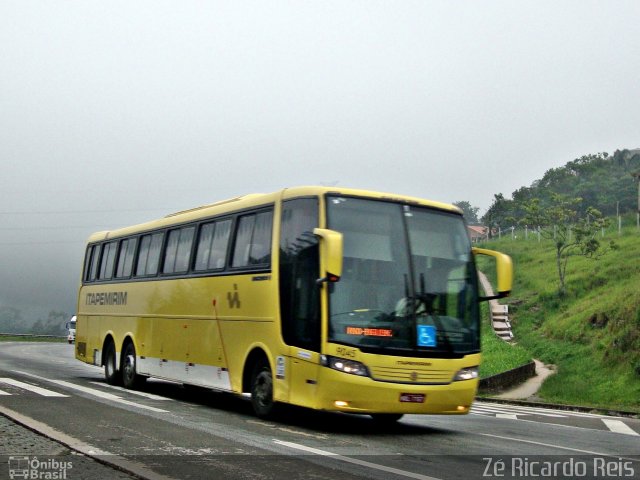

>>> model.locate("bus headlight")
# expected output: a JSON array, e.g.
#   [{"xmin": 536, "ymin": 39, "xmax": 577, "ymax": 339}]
[
  {"xmin": 453, "ymin": 367, "xmax": 479, "ymax": 382},
  {"xmin": 321, "ymin": 355, "xmax": 370, "ymax": 377}
]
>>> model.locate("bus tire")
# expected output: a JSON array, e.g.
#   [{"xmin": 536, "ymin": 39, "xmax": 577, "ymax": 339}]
[
  {"xmin": 104, "ymin": 341, "xmax": 120, "ymax": 385},
  {"xmin": 250, "ymin": 359, "xmax": 275, "ymax": 418},
  {"xmin": 370, "ymin": 413, "xmax": 403, "ymax": 424},
  {"xmin": 121, "ymin": 341, "xmax": 142, "ymax": 389}
]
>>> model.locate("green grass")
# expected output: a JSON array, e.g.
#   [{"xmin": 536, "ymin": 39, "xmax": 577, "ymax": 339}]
[
  {"xmin": 479, "ymin": 302, "xmax": 532, "ymax": 378},
  {"xmin": 478, "ymin": 221, "xmax": 640, "ymax": 411}
]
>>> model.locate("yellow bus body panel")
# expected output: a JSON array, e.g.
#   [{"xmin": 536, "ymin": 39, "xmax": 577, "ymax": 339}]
[{"xmin": 75, "ymin": 186, "xmax": 501, "ymax": 416}]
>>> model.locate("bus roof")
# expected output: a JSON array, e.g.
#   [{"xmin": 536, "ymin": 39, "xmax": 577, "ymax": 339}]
[{"xmin": 85, "ymin": 186, "xmax": 462, "ymax": 243}]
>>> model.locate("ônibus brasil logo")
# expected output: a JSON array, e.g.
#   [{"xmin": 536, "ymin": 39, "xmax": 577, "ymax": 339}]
[{"xmin": 8, "ymin": 456, "xmax": 72, "ymax": 480}]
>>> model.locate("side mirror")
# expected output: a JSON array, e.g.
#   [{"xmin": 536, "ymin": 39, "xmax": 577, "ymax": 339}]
[
  {"xmin": 472, "ymin": 247, "xmax": 513, "ymax": 300},
  {"xmin": 313, "ymin": 228, "xmax": 343, "ymax": 284}
]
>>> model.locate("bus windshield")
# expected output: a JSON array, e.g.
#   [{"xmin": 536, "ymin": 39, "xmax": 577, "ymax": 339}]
[{"xmin": 326, "ymin": 196, "xmax": 479, "ymax": 357}]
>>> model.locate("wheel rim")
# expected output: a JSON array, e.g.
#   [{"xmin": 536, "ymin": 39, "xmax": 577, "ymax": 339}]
[
  {"xmin": 106, "ymin": 355, "xmax": 114, "ymax": 377},
  {"xmin": 123, "ymin": 353, "xmax": 135, "ymax": 384},
  {"xmin": 105, "ymin": 346, "xmax": 116, "ymax": 380}
]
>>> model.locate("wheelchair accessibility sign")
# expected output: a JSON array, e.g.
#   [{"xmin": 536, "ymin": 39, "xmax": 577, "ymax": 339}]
[{"xmin": 417, "ymin": 325, "xmax": 437, "ymax": 347}]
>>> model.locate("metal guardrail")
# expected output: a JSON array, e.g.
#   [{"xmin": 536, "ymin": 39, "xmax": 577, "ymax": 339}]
[{"xmin": 0, "ymin": 332, "xmax": 67, "ymax": 339}]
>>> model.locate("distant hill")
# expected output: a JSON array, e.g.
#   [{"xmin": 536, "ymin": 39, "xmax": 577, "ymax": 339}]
[{"xmin": 482, "ymin": 149, "xmax": 640, "ymax": 228}]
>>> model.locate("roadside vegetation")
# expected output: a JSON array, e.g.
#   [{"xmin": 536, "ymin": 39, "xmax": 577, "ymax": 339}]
[
  {"xmin": 478, "ymin": 220, "xmax": 640, "ymax": 412},
  {"xmin": 479, "ymin": 301, "xmax": 532, "ymax": 378},
  {"xmin": 0, "ymin": 309, "xmax": 70, "ymax": 336},
  {"xmin": 0, "ymin": 335, "xmax": 67, "ymax": 343}
]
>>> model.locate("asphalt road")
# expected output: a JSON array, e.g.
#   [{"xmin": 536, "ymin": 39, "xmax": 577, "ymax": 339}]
[{"xmin": 0, "ymin": 342, "xmax": 638, "ymax": 480}]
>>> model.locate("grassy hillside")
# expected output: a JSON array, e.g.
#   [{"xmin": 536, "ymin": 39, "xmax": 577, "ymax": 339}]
[
  {"xmin": 478, "ymin": 220, "xmax": 640, "ymax": 412},
  {"xmin": 479, "ymin": 302, "xmax": 532, "ymax": 379}
]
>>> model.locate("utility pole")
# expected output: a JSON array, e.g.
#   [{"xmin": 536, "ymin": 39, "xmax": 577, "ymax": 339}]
[{"xmin": 632, "ymin": 172, "xmax": 640, "ymax": 230}]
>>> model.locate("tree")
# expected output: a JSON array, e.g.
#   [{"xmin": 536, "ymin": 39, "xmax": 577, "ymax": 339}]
[
  {"xmin": 452, "ymin": 201, "xmax": 480, "ymax": 224},
  {"xmin": 481, "ymin": 193, "xmax": 515, "ymax": 238},
  {"xmin": 31, "ymin": 311, "xmax": 68, "ymax": 336},
  {"xmin": 507, "ymin": 151, "xmax": 639, "ymax": 218},
  {"xmin": 521, "ymin": 194, "xmax": 616, "ymax": 296}
]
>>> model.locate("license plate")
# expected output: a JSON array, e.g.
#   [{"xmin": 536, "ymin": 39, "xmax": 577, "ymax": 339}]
[{"xmin": 400, "ymin": 393, "xmax": 425, "ymax": 403}]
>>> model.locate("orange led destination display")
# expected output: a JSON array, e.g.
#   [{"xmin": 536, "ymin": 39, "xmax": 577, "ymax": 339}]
[{"xmin": 345, "ymin": 326, "xmax": 393, "ymax": 337}]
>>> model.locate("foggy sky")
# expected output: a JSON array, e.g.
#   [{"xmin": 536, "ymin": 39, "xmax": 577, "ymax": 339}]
[{"xmin": 1, "ymin": 1, "xmax": 639, "ymax": 320}]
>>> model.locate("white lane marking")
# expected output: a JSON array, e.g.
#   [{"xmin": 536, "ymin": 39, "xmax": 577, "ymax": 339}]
[
  {"xmin": 89, "ymin": 382, "xmax": 171, "ymax": 401},
  {"xmin": 471, "ymin": 406, "xmax": 524, "ymax": 416},
  {"xmin": 602, "ymin": 419, "xmax": 639, "ymax": 436},
  {"xmin": 475, "ymin": 401, "xmax": 614, "ymax": 419},
  {"xmin": 15, "ymin": 372, "xmax": 168, "ymax": 413},
  {"xmin": 478, "ymin": 432, "xmax": 636, "ymax": 460},
  {"xmin": 273, "ymin": 439, "xmax": 441, "ymax": 480},
  {"xmin": 473, "ymin": 404, "xmax": 565, "ymax": 418},
  {"xmin": 471, "ymin": 406, "xmax": 523, "ymax": 418},
  {"xmin": 472, "ymin": 409, "xmax": 640, "ymax": 439},
  {"xmin": 0, "ymin": 388, "xmax": 11, "ymax": 396},
  {"xmin": 496, "ymin": 414, "xmax": 519, "ymax": 419},
  {"xmin": 0, "ymin": 378, "xmax": 68, "ymax": 397},
  {"xmin": 475, "ymin": 402, "xmax": 563, "ymax": 417}
]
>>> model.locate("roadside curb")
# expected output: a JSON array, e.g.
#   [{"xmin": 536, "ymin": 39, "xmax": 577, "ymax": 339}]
[{"xmin": 0, "ymin": 405, "xmax": 169, "ymax": 480}]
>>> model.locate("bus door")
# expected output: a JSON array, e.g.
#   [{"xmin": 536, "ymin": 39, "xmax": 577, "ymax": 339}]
[{"xmin": 279, "ymin": 198, "xmax": 321, "ymax": 407}]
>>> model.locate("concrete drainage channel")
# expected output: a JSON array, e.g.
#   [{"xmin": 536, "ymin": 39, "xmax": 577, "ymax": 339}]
[
  {"xmin": 478, "ymin": 361, "xmax": 537, "ymax": 394},
  {"xmin": 477, "ymin": 271, "xmax": 555, "ymax": 401}
]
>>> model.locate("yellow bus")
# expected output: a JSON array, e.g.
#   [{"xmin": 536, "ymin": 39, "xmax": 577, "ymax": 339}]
[{"xmin": 76, "ymin": 186, "xmax": 512, "ymax": 421}]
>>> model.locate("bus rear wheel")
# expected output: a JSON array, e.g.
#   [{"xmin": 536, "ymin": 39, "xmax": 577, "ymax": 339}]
[
  {"xmin": 104, "ymin": 342, "xmax": 119, "ymax": 385},
  {"xmin": 121, "ymin": 342, "xmax": 143, "ymax": 389},
  {"xmin": 250, "ymin": 360, "xmax": 275, "ymax": 418}
]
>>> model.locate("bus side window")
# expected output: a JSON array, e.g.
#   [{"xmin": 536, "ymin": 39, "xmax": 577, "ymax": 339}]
[
  {"xmin": 232, "ymin": 215, "xmax": 255, "ymax": 267},
  {"xmin": 195, "ymin": 219, "xmax": 232, "ymax": 271},
  {"xmin": 209, "ymin": 220, "xmax": 232, "ymax": 269},
  {"xmin": 195, "ymin": 223, "xmax": 215, "ymax": 271},
  {"xmin": 98, "ymin": 241, "xmax": 118, "ymax": 281},
  {"xmin": 115, "ymin": 238, "xmax": 137, "ymax": 278},
  {"xmin": 250, "ymin": 211, "xmax": 273, "ymax": 265},
  {"xmin": 232, "ymin": 210, "xmax": 273, "ymax": 268},
  {"xmin": 85, "ymin": 245, "xmax": 100, "ymax": 283},
  {"xmin": 136, "ymin": 235, "xmax": 151, "ymax": 276},
  {"xmin": 279, "ymin": 198, "xmax": 320, "ymax": 351},
  {"xmin": 136, "ymin": 232, "xmax": 164, "ymax": 277},
  {"xmin": 163, "ymin": 226, "xmax": 195, "ymax": 274}
]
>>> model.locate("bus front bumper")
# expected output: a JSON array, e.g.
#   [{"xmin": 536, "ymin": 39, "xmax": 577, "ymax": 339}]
[{"xmin": 314, "ymin": 367, "xmax": 478, "ymax": 415}]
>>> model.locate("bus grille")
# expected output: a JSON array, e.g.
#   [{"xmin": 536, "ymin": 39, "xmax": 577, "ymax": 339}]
[{"xmin": 369, "ymin": 366, "xmax": 453, "ymax": 384}]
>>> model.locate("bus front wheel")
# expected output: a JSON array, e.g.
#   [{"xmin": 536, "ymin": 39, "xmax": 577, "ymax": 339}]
[{"xmin": 250, "ymin": 360, "xmax": 275, "ymax": 418}]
